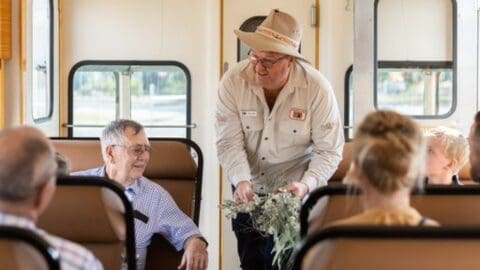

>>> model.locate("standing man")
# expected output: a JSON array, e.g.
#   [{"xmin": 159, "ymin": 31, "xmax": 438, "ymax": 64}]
[
  {"xmin": 0, "ymin": 126, "xmax": 103, "ymax": 270},
  {"xmin": 73, "ymin": 119, "xmax": 208, "ymax": 270},
  {"xmin": 216, "ymin": 9, "xmax": 344, "ymax": 270}
]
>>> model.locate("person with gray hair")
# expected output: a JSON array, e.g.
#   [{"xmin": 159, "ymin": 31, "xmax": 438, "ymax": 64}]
[
  {"xmin": 73, "ymin": 119, "xmax": 208, "ymax": 270},
  {"xmin": 0, "ymin": 126, "xmax": 103, "ymax": 270},
  {"xmin": 216, "ymin": 9, "xmax": 344, "ymax": 269},
  {"xmin": 55, "ymin": 152, "xmax": 71, "ymax": 177}
]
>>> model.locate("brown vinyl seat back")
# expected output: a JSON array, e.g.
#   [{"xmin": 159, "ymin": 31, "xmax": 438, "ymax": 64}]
[
  {"xmin": 328, "ymin": 141, "xmax": 475, "ymax": 182},
  {"xmin": 51, "ymin": 138, "xmax": 202, "ymax": 221},
  {"xmin": 303, "ymin": 185, "xmax": 480, "ymax": 236},
  {"xmin": 144, "ymin": 140, "xmax": 200, "ymax": 220},
  {"xmin": 50, "ymin": 138, "xmax": 203, "ymax": 270},
  {"xmin": 294, "ymin": 227, "xmax": 480, "ymax": 270},
  {"xmin": 329, "ymin": 142, "xmax": 352, "ymax": 182},
  {"xmin": 0, "ymin": 226, "xmax": 60, "ymax": 270},
  {"xmin": 37, "ymin": 176, "xmax": 136, "ymax": 270}
]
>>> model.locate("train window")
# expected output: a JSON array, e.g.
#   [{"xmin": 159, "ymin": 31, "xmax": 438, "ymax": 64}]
[
  {"xmin": 69, "ymin": 61, "xmax": 191, "ymax": 138},
  {"xmin": 344, "ymin": 65, "xmax": 353, "ymax": 140},
  {"xmin": 376, "ymin": 62, "xmax": 453, "ymax": 116},
  {"xmin": 374, "ymin": 0, "xmax": 455, "ymax": 118},
  {"xmin": 237, "ymin": 16, "xmax": 266, "ymax": 62},
  {"xmin": 31, "ymin": 0, "xmax": 53, "ymax": 122}
]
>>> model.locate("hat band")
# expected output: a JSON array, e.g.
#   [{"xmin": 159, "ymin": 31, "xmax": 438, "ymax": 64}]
[{"xmin": 256, "ymin": 26, "xmax": 300, "ymax": 50}]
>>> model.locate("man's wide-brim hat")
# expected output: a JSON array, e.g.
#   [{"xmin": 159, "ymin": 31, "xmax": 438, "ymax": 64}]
[{"xmin": 235, "ymin": 9, "xmax": 305, "ymax": 61}]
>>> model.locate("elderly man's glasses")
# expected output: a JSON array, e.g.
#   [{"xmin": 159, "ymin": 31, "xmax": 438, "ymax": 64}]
[
  {"xmin": 112, "ymin": 144, "xmax": 152, "ymax": 156},
  {"xmin": 248, "ymin": 52, "xmax": 290, "ymax": 69}
]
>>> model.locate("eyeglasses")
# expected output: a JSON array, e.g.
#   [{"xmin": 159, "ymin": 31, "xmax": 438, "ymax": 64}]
[
  {"xmin": 248, "ymin": 51, "xmax": 290, "ymax": 69},
  {"xmin": 112, "ymin": 144, "xmax": 152, "ymax": 156}
]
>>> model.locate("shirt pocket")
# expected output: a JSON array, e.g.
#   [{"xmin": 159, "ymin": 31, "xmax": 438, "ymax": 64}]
[
  {"xmin": 279, "ymin": 120, "xmax": 311, "ymax": 146},
  {"xmin": 240, "ymin": 116, "xmax": 264, "ymax": 132}
]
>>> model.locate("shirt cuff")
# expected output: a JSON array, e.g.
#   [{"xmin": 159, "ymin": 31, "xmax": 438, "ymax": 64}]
[
  {"xmin": 300, "ymin": 175, "xmax": 327, "ymax": 194},
  {"xmin": 228, "ymin": 165, "xmax": 252, "ymax": 187},
  {"xmin": 184, "ymin": 234, "xmax": 208, "ymax": 248}
]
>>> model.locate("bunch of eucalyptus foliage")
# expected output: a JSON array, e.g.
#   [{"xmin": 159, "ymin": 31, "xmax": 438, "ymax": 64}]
[{"xmin": 222, "ymin": 180, "xmax": 300, "ymax": 269}]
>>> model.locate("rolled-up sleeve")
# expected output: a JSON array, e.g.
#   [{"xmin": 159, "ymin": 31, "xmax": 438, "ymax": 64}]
[
  {"xmin": 215, "ymin": 75, "xmax": 252, "ymax": 187},
  {"xmin": 300, "ymin": 81, "xmax": 344, "ymax": 192}
]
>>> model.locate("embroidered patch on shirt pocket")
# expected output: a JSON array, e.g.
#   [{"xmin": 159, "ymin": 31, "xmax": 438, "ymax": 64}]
[{"xmin": 279, "ymin": 120, "xmax": 311, "ymax": 146}]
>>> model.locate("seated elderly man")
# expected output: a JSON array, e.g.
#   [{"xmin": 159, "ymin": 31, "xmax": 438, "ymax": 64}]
[
  {"xmin": 0, "ymin": 126, "xmax": 103, "ymax": 270},
  {"xmin": 72, "ymin": 119, "xmax": 208, "ymax": 270}
]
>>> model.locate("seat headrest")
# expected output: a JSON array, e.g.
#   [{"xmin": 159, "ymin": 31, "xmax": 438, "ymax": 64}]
[
  {"xmin": 51, "ymin": 139, "xmax": 198, "ymax": 179},
  {"xmin": 38, "ymin": 185, "xmax": 126, "ymax": 242}
]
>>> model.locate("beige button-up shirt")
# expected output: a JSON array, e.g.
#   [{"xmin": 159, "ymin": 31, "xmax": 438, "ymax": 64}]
[{"xmin": 216, "ymin": 60, "xmax": 344, "ymax": 193}]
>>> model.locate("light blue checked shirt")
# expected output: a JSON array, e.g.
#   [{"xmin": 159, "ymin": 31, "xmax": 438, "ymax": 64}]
[{"xmin": 72, "ymin": 167, "xmax": 202, "ymax": 270}]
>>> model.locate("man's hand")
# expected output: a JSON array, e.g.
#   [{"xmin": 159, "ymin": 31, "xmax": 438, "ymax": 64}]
[
  {"xmin": 278, "ymin": 182, "xmax": 309, "ymax": 199},
  {"xmin": 233, "ymin": 180, "xmax": 254, "ymax": 202},
  {"xmin": 178, "ymin": 237, "xmax": 208, "ymax": 270}
]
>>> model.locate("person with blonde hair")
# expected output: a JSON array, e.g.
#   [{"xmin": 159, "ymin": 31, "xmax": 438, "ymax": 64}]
[
  {"xmin": 424, "ymin": 126, "xmax": 469, "ymax": 185},
  {"xmin": 330, "ymin": 110, "xmax": 438, "ymax": 227}
]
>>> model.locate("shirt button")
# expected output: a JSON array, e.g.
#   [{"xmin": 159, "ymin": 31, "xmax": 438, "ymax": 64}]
[
  {"xmin": 293, "ymin": 129, "xmax": 297, "ymax": 133},
  {"xmin": 261, "ymin": 157, "xmax": 265, "ymax": 161},
  {"xmin": 264, "ymin": 137, "xmax": 268, "ymax": 141},
  {"xmin": 261, "ymin": 172, "xmax": 265, "ymax": 176},
  {"xmin": 268, "ymin": 118, "xmax": 271, "ymax": 121},
  {"xmin": 246, "ymin": 126, "xmax": 250, "ymax": 129}
]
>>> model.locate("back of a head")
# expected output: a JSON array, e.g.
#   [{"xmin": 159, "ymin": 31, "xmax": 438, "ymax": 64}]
[
  {"xmin": 424, "ymin": 126, "xmax": 469, "ymax": 173},
  {"xmin": 0, "ymin": 127, "xmax": 56, "ymax": 202},
  {"xmin": 55, "ymin": 152, "xmax": 71, "ymax": 177},
  {"xmin": 353, "ymin": 110, "xmax": 425, "ymax": 194}
]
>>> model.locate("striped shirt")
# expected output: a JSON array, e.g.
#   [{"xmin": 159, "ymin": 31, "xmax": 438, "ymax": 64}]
[
  {"xmin": 0, "ymin": 212, "xmax": 103, "ymax": 270},
  {"xmin": 72, "ymin": 167, "xmax": 202, "ymax": 270}
]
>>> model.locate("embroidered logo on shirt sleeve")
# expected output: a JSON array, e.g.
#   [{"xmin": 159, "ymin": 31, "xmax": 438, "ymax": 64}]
[{"xmin": 322, "ymin": 122, "xmax": 339, "ymax": 130}]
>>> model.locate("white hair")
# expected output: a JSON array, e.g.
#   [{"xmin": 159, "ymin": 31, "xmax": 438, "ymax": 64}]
[{"xmin": 100, "ymin": 119, "xmax": 145, "ymax": 157}]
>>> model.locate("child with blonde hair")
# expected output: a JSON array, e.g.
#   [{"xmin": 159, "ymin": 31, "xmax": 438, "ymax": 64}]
[{"xmin": 425, "ymin": 126, "xmax": 469, "ymax": 185}]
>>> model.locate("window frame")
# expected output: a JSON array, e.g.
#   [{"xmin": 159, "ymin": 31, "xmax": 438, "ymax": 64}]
[
  {"xmin": 67, "ymin": 60, "xmax": 192, "ymax": 138},
  {"xmin": 344, "ymin": 64, "xmax": 353, "ymax": 141},
  {"xmin": 237, "ymin": 16, "xmax": 267, "ymax": 62},
  {"xmin": 32, "ymin": 0, "xmax": 54, "ymax": 123},
  {"xmin": 373, "ymin": 0, "xmax": 457, "ymax": 119}
]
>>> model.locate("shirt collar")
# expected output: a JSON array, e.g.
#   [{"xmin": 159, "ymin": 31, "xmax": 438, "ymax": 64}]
[
  {"xmin": 239, "ymin": 59, "xmax": 308, "ymax": 90},
  {"xmin": 100, "ymin": 165, "xmax": 142, "ymax": 197},
  {"xmin": 0, "ymin": 212, "xmax": 36, "ymax": 230}
]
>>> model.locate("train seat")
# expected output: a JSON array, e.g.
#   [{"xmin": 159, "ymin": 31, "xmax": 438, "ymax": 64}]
[
  {"xmin": 0, "ymin": 226, "xmax": 61, "ymax": 270},
  {"xmin": 50, "ymin": 138, "xmax": 203, "ymax": 270},
  {"xmin": 302, "ymin": 184, "xmax": 480, "ymax": 236},
  {"xmin": 328, "ymin": 141, "xmax": 352, "ymax": 182},
  {"xmin": 37, "ymin": 176, "xmax": 136, "ymax": 270},
  {"xmin": 294, "ymin": 226, "xmax": 480, "ymax": 270},
  {"xmin": 329, "ymin": 141, "xmax": 474, "ymax": 183}
]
